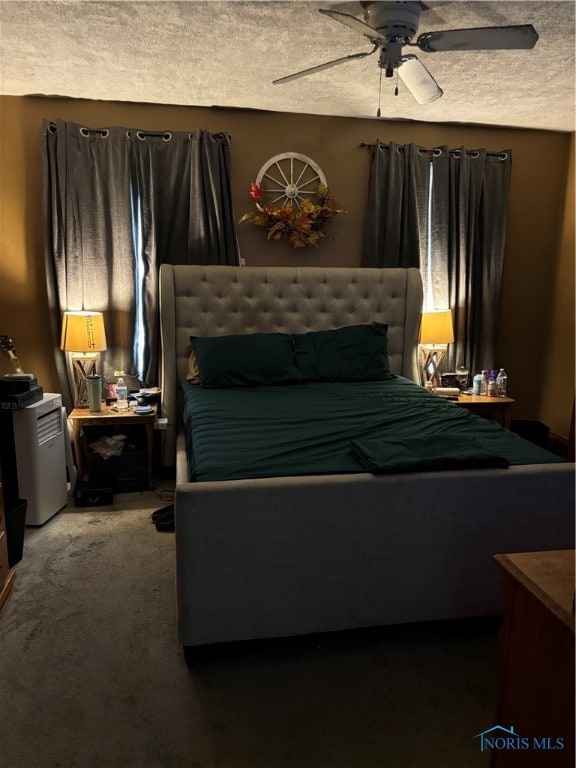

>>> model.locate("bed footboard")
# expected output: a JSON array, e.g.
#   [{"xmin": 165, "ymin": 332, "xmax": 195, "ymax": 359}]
[{"xmin": 174, "ymin": 457, "xmax": 575, "ymax": 648}]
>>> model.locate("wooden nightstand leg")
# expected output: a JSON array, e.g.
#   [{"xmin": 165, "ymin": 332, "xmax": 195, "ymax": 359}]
[
  {"xmin": 72, "ymin": 421, "xmax": 84, "ymax": 481},
  {"xmin": 145, "ymin": 422, "xmax": 153, "ymax": 486}
]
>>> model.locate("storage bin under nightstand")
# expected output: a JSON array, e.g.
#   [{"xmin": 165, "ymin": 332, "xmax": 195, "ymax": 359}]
[{"xmin": 85, "ymin": 423, "xmax": 149, "ymax": 492}]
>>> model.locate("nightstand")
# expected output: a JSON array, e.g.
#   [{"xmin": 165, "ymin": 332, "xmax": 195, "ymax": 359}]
[
  {"xmin": 455, "ymin": 394, "xmax": 514, "ymax": 428},
  {"xmin": 68, "ymin": 404, "xmax": 157, "ymax": 488}
]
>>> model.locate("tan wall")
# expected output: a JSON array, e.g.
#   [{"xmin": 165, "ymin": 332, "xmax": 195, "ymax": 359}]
[
  {"xmin": 538, "ymin": 133, "xmax": 575, "ymax": 437},
  {"xmin": 1, "ymin": 95, "xmax": 574, "ymax": 437}
]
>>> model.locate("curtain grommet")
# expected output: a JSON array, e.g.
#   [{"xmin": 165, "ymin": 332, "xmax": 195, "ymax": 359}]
[{"xmin": 80, "ymin": 127, "xmax": 108, "ymax": 138}]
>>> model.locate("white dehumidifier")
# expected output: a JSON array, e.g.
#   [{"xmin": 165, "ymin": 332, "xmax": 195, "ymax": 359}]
[{"xmin": 12, "ymin": 393, "xmax": 68, "ymax": 526}]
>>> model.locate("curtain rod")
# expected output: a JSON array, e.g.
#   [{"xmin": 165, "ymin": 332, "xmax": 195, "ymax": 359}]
[
  {"xmin": 65, "ymin": 126, "xmax": 232, "ymax": 144},
  {"xmin": 359, "ymin": 142, "xmax": 440, "ymax": 157},
  {"xmin": 359, "ymin": 142, "xmax": 509, "ymax": 160},
  {"xmin": 78, "ymin": 127, "xmax": 174, "ymax": 141}
]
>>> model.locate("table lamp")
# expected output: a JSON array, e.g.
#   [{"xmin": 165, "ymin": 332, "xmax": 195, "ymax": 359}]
[
  {"xmin": 419, "ymin": 309, "xmax": 454, "ymax": 387},
  {"xmin": 60, "ymin": 311, "xmax": 107, "ymax": 408}
]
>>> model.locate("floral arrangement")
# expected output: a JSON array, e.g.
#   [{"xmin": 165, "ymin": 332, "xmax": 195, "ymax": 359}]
[{"xmin": 239, "ymin": 182, "xmax": 347, "ymax": 249}]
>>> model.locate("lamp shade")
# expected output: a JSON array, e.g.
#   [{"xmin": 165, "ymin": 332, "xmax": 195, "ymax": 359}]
[
  {"xmin": 60, "ymin": 311, "xmax": 107, "ymax": 353},
  {"xmin": 420, "ymin": 310, "xmax": 454, "ymax": 345}
]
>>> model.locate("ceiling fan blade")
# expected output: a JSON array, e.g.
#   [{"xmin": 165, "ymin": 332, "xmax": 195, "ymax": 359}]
[
  {"xmin": 273, "ymin": 47, "xmax": 378, "ymax": 85},
  {"xmin": 398, "ymin": 55, "xmax": 443, "ymax": 103},
  {"xmin": 417, "ymin": 24, "xmax": 539, "ymax": 52},
  {"xmin": 319, "ymin": 8, "xmax": 386, "ymax": 42}
]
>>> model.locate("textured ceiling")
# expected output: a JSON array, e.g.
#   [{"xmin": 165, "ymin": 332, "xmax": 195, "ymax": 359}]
[{"xmin": 1, "ymin": 1, "xmax": 574, "ymax": 131}]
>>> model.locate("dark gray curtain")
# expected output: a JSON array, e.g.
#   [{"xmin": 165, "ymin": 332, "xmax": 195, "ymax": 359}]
[
  {"xmin": 361, "ymin": 140, "xmax": 431, "ymax": 269},
  {"xmin": 130, "ymin": 129, "xmax": 239, "ymax": 384},
  {"xmin": 431, "ymin": 147, "xmax": 512, "ymax": 374},
  {"xmin": 362, "ymin": 140, "xmax": 511, "ymax": 377},
  {"xmin": 43, "ymin": 121, "xmax": 239, "ymax": 408},
  {"xmin": 43, "ymin": 121, "xmax": 135, "ymax": 410}
]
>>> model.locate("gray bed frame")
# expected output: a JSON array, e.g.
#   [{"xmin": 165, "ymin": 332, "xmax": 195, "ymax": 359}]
[{"xmin": 159, "ymin": 264, "xmax": 575, "ymax": 650}]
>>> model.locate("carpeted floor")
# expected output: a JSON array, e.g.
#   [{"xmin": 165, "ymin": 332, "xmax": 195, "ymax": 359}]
[{"xmin": 0, "ymin": 488, "xmax": 498, "ymax": 768}]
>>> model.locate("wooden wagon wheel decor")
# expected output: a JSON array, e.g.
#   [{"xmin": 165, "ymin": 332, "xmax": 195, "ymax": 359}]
[
  {"xmin": 239, "ymin": 152, "xmax": 347, "ymax": 249},
  {"xmin": 256, "ymin": 153, "xmax": 327, "ymax": 207}
]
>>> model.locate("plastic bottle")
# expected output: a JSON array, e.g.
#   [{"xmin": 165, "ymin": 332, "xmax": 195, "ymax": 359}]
[
  {"xmin": 496, "ymin": 368, "xmax": 508, "ymax": 397},
  {"xmin": 480, "ymin": 370, "xmax": 488, "ymax": 396},
  {"xmin": 115, "ymin": 372, "xmax": 128, "ymax": 411},
  {"xmin": 472, "ymin": 374, "xmax": 483, "ymax": 396}
]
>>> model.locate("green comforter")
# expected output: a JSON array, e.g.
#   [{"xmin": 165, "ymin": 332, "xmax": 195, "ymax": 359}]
[{"xmin": 182, "ymin": 376, "xmax": 563, "ymax": 482}]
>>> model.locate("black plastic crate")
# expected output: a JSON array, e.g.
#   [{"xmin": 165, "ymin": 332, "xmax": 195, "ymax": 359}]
[
  {"xmin": 510, "ymin": 420, "xmax": 550, "ymax": 448},
  {"xmin": 87, "ymin": 464, "xmax": 148, "ymax": 492},
  {"xmin": 86, "ymin": 446, "xmax": 147, "ymax": 470},
  {"xmin": 82, "ymin": 423, "xmax": 149, "ymax": 492}
]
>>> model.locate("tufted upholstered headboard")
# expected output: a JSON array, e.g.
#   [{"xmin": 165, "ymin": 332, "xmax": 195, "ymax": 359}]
[{"xmin": 159, "ymin": 264, "xmax": 423, "ymax": 466}]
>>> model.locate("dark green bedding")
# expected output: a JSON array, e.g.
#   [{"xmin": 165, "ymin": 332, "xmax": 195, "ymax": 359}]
[{"xmin": 182, "ymin": 376, "xmax": 564, "ymax": 482}]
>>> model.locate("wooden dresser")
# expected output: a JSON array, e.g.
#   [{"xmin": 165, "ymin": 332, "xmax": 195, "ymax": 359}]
[
  {"xmin": 492, "ymin": 550, "xmax": 575, "ymax": 767},
  {"xmin": 0, "ymin": 482, "xmax": 16, "ymax": 615}
]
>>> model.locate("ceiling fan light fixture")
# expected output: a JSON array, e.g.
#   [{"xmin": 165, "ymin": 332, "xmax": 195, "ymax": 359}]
[{"xmin": 398, "ymin": 55, "xmax": 443, "ymax": 103}]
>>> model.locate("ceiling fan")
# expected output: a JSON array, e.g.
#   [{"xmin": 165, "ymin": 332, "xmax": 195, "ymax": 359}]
[{"xmin": 273, "ymin": 1, "xmax": 539, "ymax": 104}]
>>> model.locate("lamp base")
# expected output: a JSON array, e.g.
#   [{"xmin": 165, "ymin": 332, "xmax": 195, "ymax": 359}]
[
  {"xmin": 419, "ymin": 345, "xmax": 448, "ymax": 388},
  {"xmin": 71, "ymin": 354, "xmax": 97, "ymax": 408}
]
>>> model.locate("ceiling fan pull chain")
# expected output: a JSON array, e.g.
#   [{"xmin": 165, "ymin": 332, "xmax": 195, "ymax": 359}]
[
  {"xmin": 377, "ymin": 67, "xmax": 383, "ymax": 117},
  {"xmin": 395, "ymin": 70, "xmax": 399, "ymax": 97}
]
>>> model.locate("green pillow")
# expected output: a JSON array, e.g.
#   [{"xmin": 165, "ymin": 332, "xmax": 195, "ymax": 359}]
[
  {"xmin": 293, "ymin": 323, "xmax": 393, "ymax": 382},
  {"xmin": 190, "ymin": 332, "xmax": 302, "ymax": 388}
]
